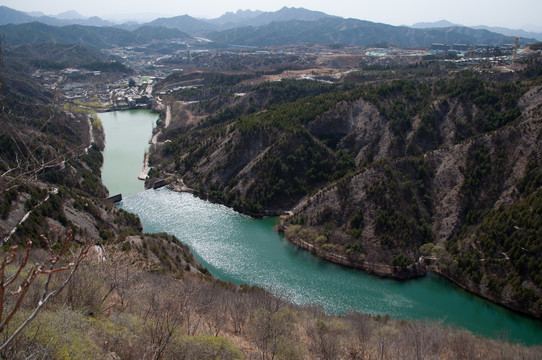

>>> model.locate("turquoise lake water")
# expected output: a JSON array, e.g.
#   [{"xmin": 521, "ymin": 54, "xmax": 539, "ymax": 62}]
[{"xmin": 100, "ymin": 110, "xmax": 542, "ymax": 345}]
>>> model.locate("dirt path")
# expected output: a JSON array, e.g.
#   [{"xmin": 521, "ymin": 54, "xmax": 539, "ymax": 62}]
[
  {"xmin": 138, "ymin": 151, "xmax": 150, "ymax": 180},
  {"xmin": 164, "ymin": 105, "xmax": 171, "ymax": 128},
  {"xmin": 86, "ymin": 115, "xmax": 94, "ymax": 149},
  {"xmin": 140, "ymin": 105, "xmax": 171, "ymax": 179}
]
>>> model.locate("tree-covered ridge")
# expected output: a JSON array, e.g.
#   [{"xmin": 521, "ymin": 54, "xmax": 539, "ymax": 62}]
[
  {"xmin": 444, "ymin": 153, "xmax": 542, "ymax": 314},
  {"xmin": 149, "ymin": 57, "xmax": 542, "ymax": 317},
  {"xmin": 368, "ymin": 159, "xmax": 434, "ymax": 251},
  {"xmin": 206, "ymin": 16, "xmax": 533, "ymax": 48},
  {"xmin": 0, "ymin": 44, "xmax": 137, "ymax": 247},
  {"xmin": 0, "ymin": 22, "xmax": 192, "ymax": 48},
  {"xmin": 361, "ymin": 75, "xmax": 523, "ymax": 147},
  {"xmin": 156, "ymin": 63, "xmax": 528, "ymax": 213}
]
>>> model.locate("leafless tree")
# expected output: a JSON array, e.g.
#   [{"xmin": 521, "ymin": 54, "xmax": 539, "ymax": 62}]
[
  {"xmin": 201, "ymin": 284, "xmax": 228, "ymax": 336},
  {"xmin": 309, "ymin": 317, "xmax": 347, "ymax": 360},
  {"xmin": 61, "ymin": 258, "xmax": 103, "ymax": 313},
  {"xmin": 375, "ymin": 324, "xmax": 399, "ymax": 360},
  {"xmin": 0, "ymin": 230, "xmax": 90, "ymax": 354},
  {"xmin": 140, "ymin": 276, "xmax": 185, "ymax": 360},
  {"xmin": 446, "ymin": 330, "xmax": 477, "ymax": 360},
  {"xmin": 99, "ymin": 251, "xmax": 142, "ymax": 313},
  {"xmin": 345, "ymin": 312, "xmax": 373, "ymax": 360},
  {"xmin": 248, "ymin": 303, "xmax": 296, "ymax": 360},
  {"xmin": 402, "ymin": 319, "xmax": 444, "ymax": 360},
  {"xmin": 182, "ymin": 275, "xmax": 207, "ymax": 336},
  {"xmin": 225, "ymin": 290, "xmax": 252, "ymax": 335}
]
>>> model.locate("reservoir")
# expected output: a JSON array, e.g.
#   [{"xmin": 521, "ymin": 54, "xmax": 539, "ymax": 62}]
[
  {"xmin": 100, "ymin": 109, "xmax": 156, "ymax": 198},
  {"xmin": 100, "ymin": 110, "xmax": 542, "ymax": 345}
]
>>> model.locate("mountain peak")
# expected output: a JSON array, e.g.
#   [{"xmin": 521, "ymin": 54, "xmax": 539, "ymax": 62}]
[
  {"xmin": 54, "ymin": 10, "xmax": 86, "ymax": 20},
  {"xmin": 214, "ymin": 9, "xmax": 263, "ymax": 24},
  {"xmin": 235, "ymin": 9, "xmax": 262, "ymax": 16},
  {"xmin": 258, "ymin": 6, "xmax": 333, "ymax": 22},
  {"xmin": 411, "ymin": 19, "xmax": 459, "ymax": 28}
]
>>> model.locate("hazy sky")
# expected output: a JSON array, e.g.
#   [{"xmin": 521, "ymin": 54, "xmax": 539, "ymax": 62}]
[{"xmin": 3, "ymin": 0, "xmax": 542, "ymax": 30}]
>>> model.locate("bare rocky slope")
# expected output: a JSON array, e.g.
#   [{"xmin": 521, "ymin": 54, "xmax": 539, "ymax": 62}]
[
  {"xmin": 0, "ymin": 59, "xmax": 204, "ymax": 280},
  {"xmin": 148, "ymin": 60, "xmax": 542, "ymax": 319},
  {"xmin": 4, "ymin": 39, "xmax": 542, "ymax": 357},
  {"xmin": 283, "ymin": 92, "xmax": 542, "ymax": 316}
]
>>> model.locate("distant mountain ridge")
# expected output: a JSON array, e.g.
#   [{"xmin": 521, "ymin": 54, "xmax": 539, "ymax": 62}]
[
  {"xmin": 0, "ymin": 6, "xmax": 36, "ymax": 25},
  {"xmin": 0, "ymin": 5, "xmax": 332, "ymax": 33},
  {"xmin": 472, "ymin": 25, "xmax": 542, "ymax": 42},
  {"xmin": 146, "ymin": 14, "xmax": 217, "ymax": 34},
  {"xmin": 0, "ymin": 5, "xmax": 116, "ymax": 27},
  {"xmin": 0, "ymin": 6, "xmax": 539, "ymax": 49},
  {"xmin": 144, "ymin": 7, "xmax": 334, "ymax": 33},
  {"xmin": 227, "ymin": 6, "xmax": 334, "ymax": 27},
  {"xmin": 212, "ymin": 9, "xmax": 264, "ymax": 25},
  {"xmin": 1, "ymin": 5, "xmax": 541, "ymax": 43},
  {"xmin": 206, "ymin": 17, "xmax": 536, "ymax": 47},
  {"xmin": 0, "ymin": 22, "xmax": 192, "ymax": 48},
  {"xmin": 411, "ymin": 20, "xmax": 459, "ymax": 28},
  {"xmin": 54, "ymin": 10, "xmax": 86, "ymax": 20},
  {"xmin": 412, "ymin": 19, "xmax": 542, "ymax": 41}
]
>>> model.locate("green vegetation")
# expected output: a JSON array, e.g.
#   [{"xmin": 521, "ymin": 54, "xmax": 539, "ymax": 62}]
[
  {"xmin": 367, "ymin": 160, "xmax": 434, "ymax": 250},
  {"xmin": 435, "ymin": 76, "xmax": 522, "ymax": 140},
  {"xmin": 442, "ymin": 153, "xmax": 542, "ymax": 313},
  {"xmin": 244, "ymin": 132, "xmax": 355, "ymax": 208},
  {"xmin": 147, "ymin": 56, "xmax": 542, "ymax": 316},
  {"xmin": 91, "ymin": 113, "xmax": 103, "ymax": 132},
  {"xmin": 176, "ymin": 335, "xmax": 244, "ymax": 359},
  {"xmin": 2, "ymin": 255, "xmax": 540, "ymax": 359},
  {"xmin": 1, "ymin": 33, "xmax": 542, "ymax": 357}
]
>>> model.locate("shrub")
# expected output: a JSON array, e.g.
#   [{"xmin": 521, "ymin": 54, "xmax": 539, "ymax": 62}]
[{"xmin": 175, "ymin": 335, "xmax": 244, "ymax": 360}]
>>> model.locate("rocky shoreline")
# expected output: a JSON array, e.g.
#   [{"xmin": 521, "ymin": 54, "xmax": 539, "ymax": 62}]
[
  {"xmin": 281, "ymin": 219, "xmax": 542, "ymax": 320},
  {"xmin": 280, "ymin": 219, "xmax": 542, "ymax": 320},
  {"xmin": 429, "ymin": 266, "xmax": 542, "ymax": 321},
  {"xmin": 144, "ymin": 175, "xmax": 542, "ymax": 321},
  {"xmin": 276, "ymin": 219, "xmax": 427, "ymax": 280}
]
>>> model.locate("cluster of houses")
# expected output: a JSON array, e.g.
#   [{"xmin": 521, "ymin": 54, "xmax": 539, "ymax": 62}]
[
  {"xmin": 110, "ymin": 77, "xmax": 156, "ymax": 110},
  {"xmin": 33, "ymin": 66, "xmax": 161, "ymax": 111}
]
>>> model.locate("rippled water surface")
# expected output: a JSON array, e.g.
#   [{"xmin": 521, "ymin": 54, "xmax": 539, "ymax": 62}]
[
  {"xmin": 101, "ymin": 110, "xmax": 542, "ymax": 345},
  {"xmin": 120, "ymin": 188, "xmax": 542, "ymax": 345}
]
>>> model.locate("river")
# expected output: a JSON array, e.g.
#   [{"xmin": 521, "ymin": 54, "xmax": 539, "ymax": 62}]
[{"xmin": 99, "ymin": 110, "xmax": 542, "ymax": 346}]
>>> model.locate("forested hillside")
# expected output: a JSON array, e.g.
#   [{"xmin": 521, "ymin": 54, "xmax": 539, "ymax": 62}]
[
  {"xmin": 205, "ymin": 17, "xmax": 534, "ymax": 47},
  {"xmin": 0, "ymin": 22, "xmax": 192, "ymax": 48},
  {"xmin": 149, "ymin": 57, "xmax": 542, "ymax": 318},
  {"xmin": 0, "ymin": 13, "xmax": 542, "ymax": 356},
  {"xmin": 0, "ymin": 42, "xmax": 209, "ymax": 357}
]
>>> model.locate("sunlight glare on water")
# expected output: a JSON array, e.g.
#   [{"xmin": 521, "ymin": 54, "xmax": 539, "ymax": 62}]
[
  {"xmin": 101, "ymin": 109, "xmax": 542, "ymax": 346},
  {"xmin": 119, "ymin": 188, "xmax": 542, "ymax": 345}
]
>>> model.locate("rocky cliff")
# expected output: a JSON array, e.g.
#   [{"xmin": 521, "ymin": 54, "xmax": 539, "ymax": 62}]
[{"xmin": 149, "ymin": 60, "xmax": 542, "ymax": 318}]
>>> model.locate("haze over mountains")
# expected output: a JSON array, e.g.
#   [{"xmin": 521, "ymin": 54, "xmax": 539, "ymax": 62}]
[
  {"xmin": 0, "ymin": 5, "xmax": 334, "ymax": 31},
  {"xmin": 0, "ymin": 5, "xmax": 540, "ymax": 48},
  {"xmin": 0, "ymin": 5, "xmax": 116, "ymax": 27},
  {"xmin": 412, "ymin": 20, "xmax": 542, "ymax": 42}
]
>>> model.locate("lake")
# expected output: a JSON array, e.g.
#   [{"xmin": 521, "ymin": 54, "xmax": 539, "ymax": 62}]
[{"xmin": 100, "ymin": 109, "xmax": 542, "ymax": 345}]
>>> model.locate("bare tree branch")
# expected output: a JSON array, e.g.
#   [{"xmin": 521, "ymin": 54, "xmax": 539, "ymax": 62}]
[{"xmin": 0, "ymin": 230, "xmax": 90, "ymax": 353}]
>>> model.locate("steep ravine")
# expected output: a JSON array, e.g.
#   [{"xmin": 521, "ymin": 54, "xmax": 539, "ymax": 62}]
[{"xmin": 146, "ymin": 73, "xmax": 542, "ymax": 319}]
